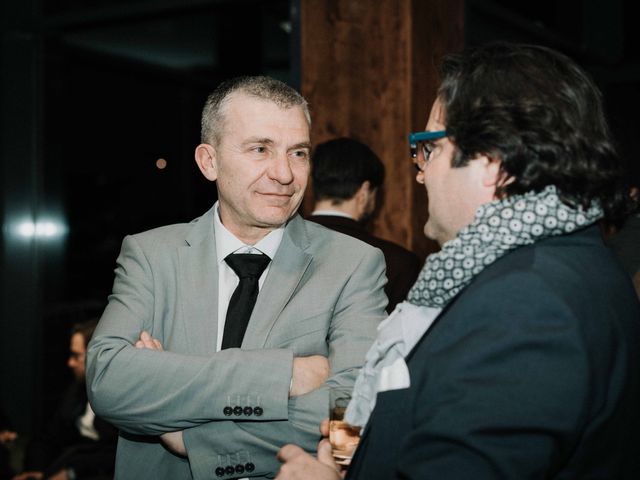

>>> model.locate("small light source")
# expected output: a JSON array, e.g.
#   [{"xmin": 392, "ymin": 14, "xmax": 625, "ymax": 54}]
[
  {"xmin": 15, "ymin": 219, "xmax": 66, "ymax": 239},
  {"xmin": 156, "ymin": 158, "xmax": 167, "ymax": 170},
  {"xmin": 279, "ymin": 21, "xmax": 292, "ymax": 34},
  {"xmin": 17, "ymin": 222, "xmax": 36, "ymax": 237},
  {"xmin": 36, "ymin": 222, "xmax": 59, "ymax": 237}
]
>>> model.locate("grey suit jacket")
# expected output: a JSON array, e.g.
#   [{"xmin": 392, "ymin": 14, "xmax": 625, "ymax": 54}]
[{"xmin": 86, "ymin": 207, "xmax": 387, "ymax": 479}]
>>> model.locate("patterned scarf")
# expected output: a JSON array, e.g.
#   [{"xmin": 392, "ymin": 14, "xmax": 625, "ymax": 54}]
[
  {"xmin": 345, "ymin": 185, "xmax": 603, "ymax": 428},
  {"xmin": 407, "ymin": 185, "xmax": 603, "ymax": 307}
]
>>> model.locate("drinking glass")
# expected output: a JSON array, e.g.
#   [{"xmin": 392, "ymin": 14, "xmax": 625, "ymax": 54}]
[{"xmin": 329, "ymin": 386, "xmax": 361, "ymax": 466}]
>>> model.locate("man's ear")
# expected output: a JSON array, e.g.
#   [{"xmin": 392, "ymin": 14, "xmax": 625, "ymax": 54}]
[
  {"xmin": 355, "ymin": 181, "xmax": 370, "ymax": 200},
  {"xmin": 348, "ymin": 181, "xmax": 370, "ymax": 221},
  {"xmin": 195, "ymin": 144, "xmax": 218, "ymax": 181},
  {"xmin": 478, "ymin": 155, "xmax": 500, "ymax": 188},
  {"xmin": 355, "ymin": 181, "xmax": 373, "ymax": 208},
  {"xmin": 354, "ymin": 181, "xmax": 378, "ymax": 221},
  {"xmin": 481, "ymin": 155, "xmax": 513, "ymax": 189}
]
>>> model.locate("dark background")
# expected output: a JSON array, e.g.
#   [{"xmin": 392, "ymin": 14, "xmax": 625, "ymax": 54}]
[{"xmin": 1, "ymin": 0, "xmax": 638, "ymax": 435}]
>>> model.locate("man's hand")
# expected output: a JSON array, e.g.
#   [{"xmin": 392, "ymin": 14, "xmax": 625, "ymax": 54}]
[
  {"xmin": 290, "ymin": 355, "xmax": 330, "ymax": 397},
  {"xmin": 135, "ymin": 332, "xmax": 186, "ymax": 456},
  {"xmin": 276, "ymin": 417, "xmax": 339, "ymax": 479},
  {"xmin": 161, "ymin": 430, "xmax": 187, "ymax": 457},
  {"xmin": 135, "ymin": 330, "xmax": 163, "ymax": 351},
  {"xmin": 276, "ymin": 440, "xmax": 341, "ymax": 480},
  {"xmin": 319, "ymin": 417, "xmax": 330, "ymax": 437}
]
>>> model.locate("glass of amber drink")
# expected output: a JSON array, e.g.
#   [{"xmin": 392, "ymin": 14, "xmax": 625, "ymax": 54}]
[{"xmin": 329, "ymin": 386, "xmax": 361, "ymax": 466}]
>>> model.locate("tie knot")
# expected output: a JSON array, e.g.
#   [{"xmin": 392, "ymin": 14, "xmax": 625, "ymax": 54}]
[{"xmin": 225, "ymin": 253, "xmax": 271, "ymax": 279}]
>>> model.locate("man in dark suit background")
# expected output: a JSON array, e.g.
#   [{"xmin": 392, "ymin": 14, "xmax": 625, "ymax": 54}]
[
  {"xmin": 276, "ymin": 43, "xmax": 640, "ymax": 479},
  {"xmin": 309, "ymin": 137, "xmax": 420, "ymax": 312}
]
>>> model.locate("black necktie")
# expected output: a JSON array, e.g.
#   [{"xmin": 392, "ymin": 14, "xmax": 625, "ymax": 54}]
[{"xmin": 221, "ymin": 253, "xmax": 271, "ymax": 349}]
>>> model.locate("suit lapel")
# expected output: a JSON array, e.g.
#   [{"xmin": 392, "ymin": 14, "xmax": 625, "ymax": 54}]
[
  {"xmin": 178, "ymin": 206, "xmax": 220, "ymax": 355},
  {"xmin": 242, "ymin": 215, "xmax": 313, "ymax": 349}
]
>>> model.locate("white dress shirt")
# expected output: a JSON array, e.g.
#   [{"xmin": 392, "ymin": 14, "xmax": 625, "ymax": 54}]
[
  {"xmin": 213, "ymin": 202, "xmax": 284, "ymax": 352},
  {"xmin": 76, "ymin": 401, "xmax": 100, "ymax": 441},
  {"xmin": 311, "ymin": 209, "xmax": 355, "ymax": 219}
]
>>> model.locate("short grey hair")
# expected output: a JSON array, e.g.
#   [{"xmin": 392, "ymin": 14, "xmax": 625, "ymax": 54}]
[{"xmin": 200, "ymin": 76, "xmax": 311, "ymax": 146}]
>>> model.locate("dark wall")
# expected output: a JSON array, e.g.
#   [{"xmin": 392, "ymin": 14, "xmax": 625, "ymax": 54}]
[
  {"xmin": 46, "ymin": 46, "xmax": 210, "ymax": 301},
  {"xmin": 465, "ymin": 0, "xmax": 640, "ymax": 189}
]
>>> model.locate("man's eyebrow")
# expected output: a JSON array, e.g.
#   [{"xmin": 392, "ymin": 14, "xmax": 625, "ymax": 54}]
[
  {"xmin": 241, "ymin": 137, "xmax": 275, "ymax": 146},
  {"xmin": 240, "ymin": 138, "xmax": 311, "ymax": 150},
  {"xmin": 289, "ymin": 142, "xmax": 311, "ymax": 151},
  {"xmin": 425, "ymin": 137, "xmax": 445, "ymax": 146}
]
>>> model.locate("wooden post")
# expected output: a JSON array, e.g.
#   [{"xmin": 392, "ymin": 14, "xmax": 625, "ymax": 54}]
[{"xmin": 300, "ymin": 0, "xmax": 463, "ymax": 259}]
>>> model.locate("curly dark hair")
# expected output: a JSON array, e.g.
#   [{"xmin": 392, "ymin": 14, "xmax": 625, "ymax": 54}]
[{"xmin": 438, "ymin": 42, "xmax": 631, "ymax": 223}]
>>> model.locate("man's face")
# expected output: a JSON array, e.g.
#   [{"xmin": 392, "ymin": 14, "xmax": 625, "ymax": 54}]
[
  {"xmin": 68, "ymin": 332, "xmax": 86, "ymax": 381},
  {"xmin": 416, "ymin": 98, "xmax": 497, "ymax": 245},
  {"xmin": 198, "ymin": 93, "xmax": 311, "ymax": 244}
]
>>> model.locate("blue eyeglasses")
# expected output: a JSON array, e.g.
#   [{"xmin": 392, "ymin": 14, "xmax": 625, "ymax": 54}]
[{"xmin": 408, "ymin": 130, "xmax": 448, "ymax": 171}]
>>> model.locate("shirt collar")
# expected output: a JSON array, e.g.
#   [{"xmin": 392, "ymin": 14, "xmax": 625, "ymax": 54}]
[
  {"xmin": 311, "ymin": 209, "xmax": 355, "ymax": 220},
  {"xmin": 213, "ymin": 201, "xmax": 284, "ymax": 263}
]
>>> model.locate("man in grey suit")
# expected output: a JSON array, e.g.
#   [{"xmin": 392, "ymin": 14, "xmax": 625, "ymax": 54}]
[{"xmin": 86, "ymin": 76, "xmax": 387, "ymax": 479}]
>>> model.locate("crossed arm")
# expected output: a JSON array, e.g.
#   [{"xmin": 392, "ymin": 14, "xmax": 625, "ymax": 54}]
[
  {"xmin": 134, "ymin": 331, "xmax": 330, "ymax": 456},
  {"xmin": 129, "ymin": 324, "xmax": 365, "ymax": 478}
]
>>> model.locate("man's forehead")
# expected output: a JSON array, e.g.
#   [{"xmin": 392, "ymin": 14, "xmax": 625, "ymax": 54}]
[
  {"xmin": 70, "ymin": 332, "xmax": 85, "ymax": 346},
  {"xmin": 221, "ymin": 94, "xmax": 310, "ymax": 142},
  {"xmin": 224, "ymin": 91, "xmax": 307, "ymax": 119},
  {"xmin": 426, "ymin": 98, "xmax": 446, "ymax": 130}
]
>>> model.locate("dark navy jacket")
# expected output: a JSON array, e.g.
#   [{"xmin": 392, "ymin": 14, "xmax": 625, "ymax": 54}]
[{"xmin": 347, "ymin": 226, "xmax": 640, "ymax": 479}]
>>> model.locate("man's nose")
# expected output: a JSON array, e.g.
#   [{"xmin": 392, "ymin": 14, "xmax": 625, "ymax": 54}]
[{"xmin": 267, "ymin": 152, "xmax": 294, "ymax": 184}]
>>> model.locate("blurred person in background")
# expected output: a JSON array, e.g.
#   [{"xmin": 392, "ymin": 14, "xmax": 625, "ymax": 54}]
[
  {"xmin": 607, "ymin": 185, "xmax": 640, "ymax": 298},
  {"xmin": 309, "ymin": 137, "xmax": 421, "ymax": 312},
  {"xmin": 13, "ymin": 320, "xmax": 117, "ymax": 480},
  {"xmin": 1, "ymin": 410, "xmax": 18, "ymax": 479}
]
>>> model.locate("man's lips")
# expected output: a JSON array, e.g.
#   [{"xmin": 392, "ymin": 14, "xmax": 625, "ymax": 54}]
[
  {"xmin": 256, "ymin": 192, "xmax": 297, "ymax": 206},
  {"xmin": 257, "ymin": 192, "xmax": 294, "ymax": 198}
]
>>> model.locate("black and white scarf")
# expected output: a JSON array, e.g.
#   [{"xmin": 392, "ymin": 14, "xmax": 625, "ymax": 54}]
[{"xmin": 408, "ymin": 185, "xmax": 603, "ymax": 306}]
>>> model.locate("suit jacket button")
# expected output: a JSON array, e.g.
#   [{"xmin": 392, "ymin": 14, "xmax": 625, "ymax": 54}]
[
  {"xmin": 245, "ymin": 462, "xmax": 255, "ymax": 472},
  {"xmin": 243, "ymin": 406, "xmax": 253, "ymax": 416},
  {"xmin": 223, "ymin": 406, "xmax": 233, "ymax": 416},
  {"xmin": 215, "ymin": 467, "xmax": 225, "ymax": 477},
  {"xmin": 253, "ymin": 406, "xmax": 263, "ymax": 416},
  {"xmin": 225, "ymin": 465, "xmax": 235, "ymax": 475},
  {"xmin": 233, "ymin": 406, "xmax": 243, "ymax": 416},
  {"xmin": 235, "ymin": 464, "xmax": 245, "ymax": 474}
]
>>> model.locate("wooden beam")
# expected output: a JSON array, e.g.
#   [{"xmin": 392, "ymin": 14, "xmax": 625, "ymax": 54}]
[{"xmin": 300, "ymin": 0, "xmax": 463, "ymax": 258}]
